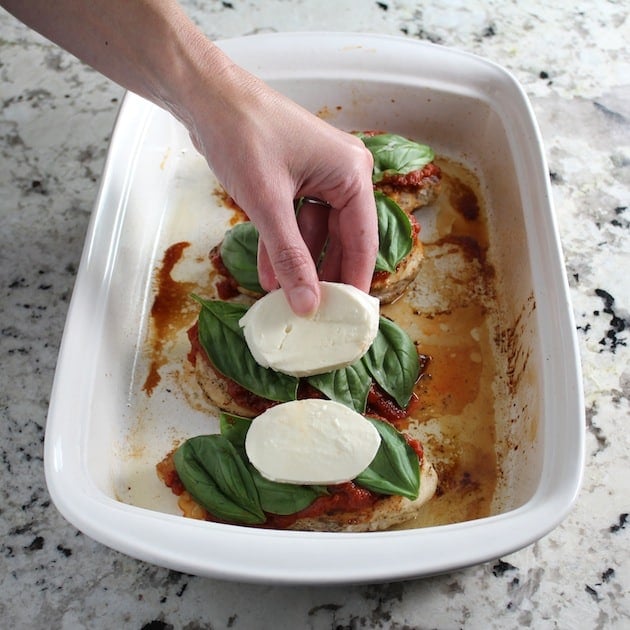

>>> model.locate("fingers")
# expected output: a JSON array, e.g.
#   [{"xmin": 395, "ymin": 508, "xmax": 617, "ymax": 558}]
[
  {"xmin": 258, "ymin": 187, "xmax": 377, "ymax": 317},
  {"xmin": 256, "ymin": 239, "xmax": 278, "ymax": 292},
  {"xmin": 258, "ymin": 188, "xmax": 377, "ymax": 315},
  {"xmin": 318, "ymin": 210, "xmax": 342, "ymax": 283},
  {"xmin": 316, "ymin": 145, "xmax": 379, "ymax": 293},
  {"xmin": 296, "ymin": 198, "xmax": 330, "ymax": 263},
  {"xmin": 189, "ymin": 76, "xmax": 378, "ymax": 314},
  {"xmin": 336, "ymin": 188, "xmax": 379, "ymax": 293},
  {"xmin": 319, "ymin": 198, "xmax": 378, "ymax": 292},
  {"xmin": 256, "ymin": 209, "xmax": 322, "ymax": 316},
  {"xmin": 169, "ymin": 49, "xmax": 380, "ymax": 315}
]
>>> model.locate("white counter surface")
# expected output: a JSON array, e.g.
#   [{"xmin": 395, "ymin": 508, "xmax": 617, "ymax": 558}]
[{"xmin": 1, "ymin": 1, "xmax": 628, "ymax": 628}]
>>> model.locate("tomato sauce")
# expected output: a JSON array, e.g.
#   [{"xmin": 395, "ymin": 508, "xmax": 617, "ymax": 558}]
[
  {"xmin": 379, "ymin": 162, "xmax": 442, "ymax": 187},
  {"xmin": 267, "ymin": 483, "xmax": 379, "ymax": 529},
  {"xmin": 367, "ymin": 385, "xmax": 416, "ymax": 428},
  {"xmin": 156, "ymin": 455, "xmax": 185, "ymax": 495}
]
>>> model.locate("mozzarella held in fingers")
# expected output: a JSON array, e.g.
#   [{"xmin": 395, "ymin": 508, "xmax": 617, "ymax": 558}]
[
  {"xmin": 239, "ymin": 281, "xmax": 380, "ymax": 377},
  {"xmin": 245, "ymin": 399, "xmax": 382, "ymax": 485}
]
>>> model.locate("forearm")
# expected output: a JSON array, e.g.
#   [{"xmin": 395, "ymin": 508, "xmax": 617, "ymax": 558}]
[
  {"xmin": 3, "ymin": 0, "xmax": 378, "ymax": 313},
  {"xmin": 1, "ymin": 0, "xmax": 233, "ymax": 119}
]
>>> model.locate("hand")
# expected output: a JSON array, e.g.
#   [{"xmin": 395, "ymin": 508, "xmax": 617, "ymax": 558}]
[
  {"xmin": 1, "ymin": 0, "xmax": 379, "ymax": 315},
  {"xmin": 181, "ymin": 63, "xmax": 378, "ymax": 315}
]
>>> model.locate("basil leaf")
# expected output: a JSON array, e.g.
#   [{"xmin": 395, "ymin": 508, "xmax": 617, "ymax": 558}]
[
  {"xmin": 306, "ymin": 359, "xmax": 372, "ymax": 413},
  {"xmin": 358, "ymin": 133, "xmax": 434, "ymax": 183},
  {"xmin": 306, "ymin": 317, "xmax": 418, "ymax": 412},
  {"xmin": 220, "ymin": 411, "xmax": 327, "ymax": 515},
  {"xmin": 364, "ymin": 316, "xmax": 420, "ymax": 409},
  {"xmin": 193, "ymin": 295, "xmax": 299, "ymax": 402},
  {"xmin": 219, "ymin": 412, "xmax": 251, "ymax": 450},
  {"xmin": 374, "ymin": 191, "xmax": 413, "ymax": 273},
  {"xmin": 247, "ymin": 464, "xmax": 325, "ymax": 516},
  {"xmin": 219, "ymin": 222, "xmax": 264, "ymax": 294},
  {"xmin": 174, "ymin": 435, "xmax": 265, "ymax": 524},
  {"xmin": 355, "ymin": 418, "xmax": 420, "ymax": 500}
]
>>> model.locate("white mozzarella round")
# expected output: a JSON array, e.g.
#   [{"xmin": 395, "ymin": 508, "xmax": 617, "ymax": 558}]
[
  {"xmin": 239, "ymin": 281, "xmax": 380, "ymax": 377},
  {"xmin": 245, "ymin": 399, "xmax": 381, "ymax": 485}
]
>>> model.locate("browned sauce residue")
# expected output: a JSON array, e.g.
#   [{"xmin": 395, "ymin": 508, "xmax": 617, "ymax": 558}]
[
  {"xmin": 213, "ymin": 187, "xmax": 248, "ymax": 224},
  {"xmin": 499, "ymin": 293, "xmax": 535, "ymax": 396},
  {"xmin": 449, "ymin": 178, "xmax": 480, "ymax": 221},
  {"xmin": 143, "ymin": 241, "xmax": 197, "ymax": 395},
  {"xmin": 316, "ymin": 105, "xmax": 343, "ymax": 120}
]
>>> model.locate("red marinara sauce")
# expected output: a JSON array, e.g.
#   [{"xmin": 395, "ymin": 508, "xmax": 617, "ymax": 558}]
[
  {"xmin": 266, "ymin": 482, "xmax": 380, "ymax": 529},
  {"xmin": 379, "ymin": 161, "xmax": 442, "ymax": 187}
]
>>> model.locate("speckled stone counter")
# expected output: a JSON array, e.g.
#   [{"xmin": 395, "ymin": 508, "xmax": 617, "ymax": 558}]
[{"xmin": 1, "ymin": 2, "xmax": 628, "ymax": 628}]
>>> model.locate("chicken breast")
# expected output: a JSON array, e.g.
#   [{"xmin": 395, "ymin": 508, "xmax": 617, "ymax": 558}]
[
  {"xmin": 157, "ymin": 446, "xmax": 438, "ymax": 532},
  {"xmin": 287, "ymin": 457, "xmax": 438, "ymax": 532}
]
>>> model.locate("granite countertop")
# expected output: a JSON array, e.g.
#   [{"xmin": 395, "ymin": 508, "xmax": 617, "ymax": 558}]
[{"xmin": 1, "ymin": 1, "xmax": 628, "ymax": 628}]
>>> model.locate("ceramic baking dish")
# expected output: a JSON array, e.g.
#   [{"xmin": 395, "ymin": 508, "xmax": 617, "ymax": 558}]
[{"xmin": 44, "ymin": 33, "xmax": 584, "ymax": 584}]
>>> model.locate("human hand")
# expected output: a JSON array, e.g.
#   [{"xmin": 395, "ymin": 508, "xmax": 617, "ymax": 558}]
[
  {"xmin": 1, "ymin": 0, "xmax": 378, "ymax": 316},
  {"xmin": 178, "ymin": 59, "xmax": 378, "ymax": 316}
]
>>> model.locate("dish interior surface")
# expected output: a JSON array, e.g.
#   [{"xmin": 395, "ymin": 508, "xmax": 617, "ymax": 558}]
[
  {"xmin": 111, "ymin": 90, "xmax": 539, "ymax": 526},
  {"xmin": 45, "ymin": 34, "xmax": 583, "ymax": 583}
]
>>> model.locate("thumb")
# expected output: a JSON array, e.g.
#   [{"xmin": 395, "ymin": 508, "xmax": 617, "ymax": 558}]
[{"xmin": 257, "ymin": 226, "xmax": 321, "ymax": 316}]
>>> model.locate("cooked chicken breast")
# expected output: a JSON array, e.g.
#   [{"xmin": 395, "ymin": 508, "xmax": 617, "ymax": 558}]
[
  {"xmin": 370, "ymin": 234, "xmax": 424, "ymax": 304},
  {"xmin": 188, "ymin": 329, "xmax": 274, "ymax": 418},
  {"xmin": 157, "ymin": 444, "xmax": 437, "ymax": 532},
  {"xmin": 288, "ymin": 457, "xmax": 438, "ymax": 532},
  {"xmin": 375, "ymin": 162, "xmax": 442, "ymax": 214}
]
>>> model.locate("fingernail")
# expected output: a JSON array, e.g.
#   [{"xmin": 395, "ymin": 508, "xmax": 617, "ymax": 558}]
[{"xmin": 288, "ymin": 286, "xmax": 319, "ymax": 316}]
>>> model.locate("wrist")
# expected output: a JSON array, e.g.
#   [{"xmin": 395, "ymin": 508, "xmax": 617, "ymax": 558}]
[{"xmin": 153, "ymin": 25, "xmax": 255, "ymax": 145}]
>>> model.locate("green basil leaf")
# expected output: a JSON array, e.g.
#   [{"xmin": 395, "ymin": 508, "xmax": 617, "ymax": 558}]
[
  {"xmin": 364, "ymin": 316, "xmax": 420, "ymax": 409},
  {"xmin": 358, "ymin": 132, "xmax": 434, "ymax": 183},
  {"xmin": 192, "ymin": 295, "xmax": 299, "ymax": 402},
  {"xmin": 306, "ymin": 317, "xmax": 418, "ymax": 412},
  {"xmin": 374, "ymin": 191, "xmax": 413, "ymax": 273},
  {"xmin": 220, "ymin": 411, "xmax": 327, "ymax": 515},
  {"xmin": 174, "ymin": 435, "xmax": 265, "ymax": 524},
  {"xmin": 219, "ymin": 412, "xmax": 251, "ymax": 450},
  {"xmin": 355, "ymin": 418, "xmax": 420, "ymax": 500},
  {"xmin": 306, "ymin": 359, "xmax": 372, "ymax": 413},
  {"xmin": 219, "ymin": 222, "xmax": 264, "ymax": 294},
  {"xmin": 247, "ymin": 464, "xmax": 326, "ymax": 515}
]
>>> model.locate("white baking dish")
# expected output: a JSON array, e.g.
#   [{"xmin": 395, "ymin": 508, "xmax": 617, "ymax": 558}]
[{"xmin": 44, "ymin": 33, "xmax": 584, "ymax": 584}]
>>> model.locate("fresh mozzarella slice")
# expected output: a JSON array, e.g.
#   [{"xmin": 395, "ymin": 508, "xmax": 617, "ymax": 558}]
[
  {"xmin": 245, "ymin": 399, "xmax": 381, "ymax": 485},
  {"xmin": 239, "ymin": 281, "xmax": 380, "ymax": 377}
]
